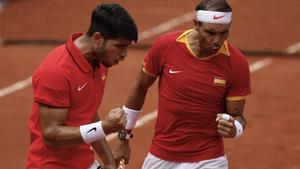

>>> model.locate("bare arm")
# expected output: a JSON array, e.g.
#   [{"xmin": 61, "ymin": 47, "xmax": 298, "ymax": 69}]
[
  {"xmin": 91, "ymin": 114, "xmax": 117, "ymax": 169},
  {"xmin": 39, "ymin": 104, "xmax": 83, "ymax": 147},
  {"xmin": 123, "ymin": 68, "xmax": 156, "ymax": 133},
  {"xmin": 216, "ymin": 99, "xmax": 247, "ymax": 138},
  {"xmin": 125, "ymin": 67, "xmax": 157, "ymax": 110},
  {"xmin": 39, "ymin": 104, "xmax": 125, "ymax": 147},
  {"xmin": 226, "ymin": 99, "xmax": 247, "ymax": 128},
  {"xmin": 113, "ymin": 68, "xmax": 156, "ymax": 165}
]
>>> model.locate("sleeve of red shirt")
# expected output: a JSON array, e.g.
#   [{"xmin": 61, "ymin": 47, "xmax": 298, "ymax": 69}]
[
  {"xmin": 226, "ymin": 48, "xmax": 251, "ymax": 100},
  {"xmin": 143, "ymin": 34, "xmax": 174, "ymax": 77},
  {"xmin": 143, "ymin": 40, "xmax": 163, "ymax": 77},
  {"xmin": 33, "ymin": 68, "xmax": 70, "ymax": 107}
]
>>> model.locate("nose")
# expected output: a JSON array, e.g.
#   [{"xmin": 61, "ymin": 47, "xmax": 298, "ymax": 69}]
[
  {"xmin": 119, "ymin": 52, "xmax": 127, "ymax": 61},
  {"xmin": 212, "ymin": 34, "xmax": 222, "ymax": 46}
]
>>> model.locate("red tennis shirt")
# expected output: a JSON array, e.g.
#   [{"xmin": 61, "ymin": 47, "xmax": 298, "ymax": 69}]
[
  {"xmin": 26, "ymin": 33, "xmax": 108, "ymax": 169},
  {"xmin": 143, "ymin": 29, "xmax": 251, "ymax": 162}
]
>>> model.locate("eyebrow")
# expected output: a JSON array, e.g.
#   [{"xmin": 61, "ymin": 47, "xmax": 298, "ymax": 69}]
[
  {"xmin": 115, "ymin": 43, "xmax": 131, "ymax": 48},
  {"xmin": 204, "ymin": 29, "xmax": 229, "ymax": 34}
]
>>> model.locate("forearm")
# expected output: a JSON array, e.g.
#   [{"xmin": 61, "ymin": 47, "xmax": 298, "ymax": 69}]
[
  {"xmin": 42, "ymin": 125, "xmax": 84, "ymax": 147},
  {"xmin": 123, "ymin": 79, "xmax": 149, "ymax": 130},
  {"xmin": 125, "ymin": 81, "xmax": 148, "ymax": 110},
  {"xmin": 216, "ymin": 99, "xmax": 247, "ymax": 139},
  {"xmin": 232, "ymin": 114, "xmax": 246, "ymax": 129},
  {"xmin": 40, "ymin": 106, "xmax": 124, "ymax": 148},
  {"xmin": 123, "ymin": 70, "xmax": 156, "ymax": 131},
  {"xmin": 92, "ymin": 139, "xmax": 116, "ymax": 167},
  {"xmin": 43, "ymin": 121, "xmax": 107, "ymax": 147},
  {"xmin": 43, "ymin": 115, "xmax": 105, "ymax": 147},
  {"xmin": 226, "ymin": 99, "xmax": 247, "ymax": 129},
  {"xmin": 125, "ymin": 68, "xmax": 155, "ymax": 110}
]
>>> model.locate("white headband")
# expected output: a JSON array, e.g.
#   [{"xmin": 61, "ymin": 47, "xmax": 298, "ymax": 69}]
[{"xmin": 196, "ymin": 10, "xmax": 232, "ymax": 24}]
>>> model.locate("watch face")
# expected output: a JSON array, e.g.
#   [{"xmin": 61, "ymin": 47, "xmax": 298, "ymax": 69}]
[
  {"xmin": 118, "ymin": 130, "xmax": 132, "ymax": 140},
  {"xmin": 118, "ymin": 130, "xmax": 126, "ymax": 140}
]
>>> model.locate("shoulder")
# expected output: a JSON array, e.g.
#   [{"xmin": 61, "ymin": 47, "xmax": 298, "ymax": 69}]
[
  {"xmin": 35, "ymin": 45, "xmax": 74, "ymax": 80},
  {"xmin": 152, "ymin": 31, "xmax": 184, "ymax": 47},
  {"xmin": 227, "ymin": 43, "xmax": 249, "ymax": 66}
]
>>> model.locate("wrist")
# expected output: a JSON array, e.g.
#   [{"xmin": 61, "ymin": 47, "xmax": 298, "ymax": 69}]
[
  {"xmin": 79, "ymin": 121, "xmax": 106, "ymax": 144},
  {"xmin": 234, "ymin": 120, "xmax": 244, "ymax": 139},
  {"xmin": 118, "ymin": 139, "xmax": 130, "ymax": 145},
  {"xmin": 101, "ymin": 120, "xmax": 111, "ymax": 134},
  {"xmin": 219, "ymin": 113, "xmax": 244, "ymax": 139},
  {"xmin": 123, "ymin": 105, "xmax": 141, "ymax": 129},
  {"xmin": 118, "ymin": 130, "xmax": 133, "ymax": 141}
]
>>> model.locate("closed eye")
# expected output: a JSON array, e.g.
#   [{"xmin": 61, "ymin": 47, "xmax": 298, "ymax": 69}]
[
  {"xmin": 115, "ymin": 44, "xmax": 129, "ymax": 50},
  {"xmin": 205, "ymin": 30, "xmax": 216, "ymax": 36}
]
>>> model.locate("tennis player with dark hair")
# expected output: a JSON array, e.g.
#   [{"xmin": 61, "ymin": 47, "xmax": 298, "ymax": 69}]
[
  {"xmin": 26, "ymin": 4, "xmax": 138, "ymax": 169},
  {"xmin": 116, "ymin": 0, "xmax": 251, "ymax": 168}
]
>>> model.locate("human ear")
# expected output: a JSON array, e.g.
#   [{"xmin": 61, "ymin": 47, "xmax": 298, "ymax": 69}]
[
  {"xmin": 193, "ymin": 19, "xmax": 197, "ymax": 26},
  {"xmin": 92, "ymin": 32, "xmax": 104, "ymax": 46}
]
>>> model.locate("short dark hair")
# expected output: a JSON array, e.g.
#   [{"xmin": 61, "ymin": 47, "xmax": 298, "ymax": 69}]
[
  {"xmin": 87, "ymin": 4, "xmax": 138, "ymax": 42},
  {"xmin": 196, "ymin": 0, "xmax": 232, "ymax": 12}
]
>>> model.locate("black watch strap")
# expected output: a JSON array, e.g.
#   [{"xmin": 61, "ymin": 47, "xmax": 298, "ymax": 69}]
[{"xmin": 118, "ymin": 130, "xmax": 133, "ymax": 140}]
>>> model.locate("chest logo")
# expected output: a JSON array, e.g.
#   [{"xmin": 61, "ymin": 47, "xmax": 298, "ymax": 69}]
[
  {"xmin": 77, "ymin": 82, "xmax": 88, "ymax": 92},
  {"xmin": 169, "ymin": 69, "xmax": 182, "ymax": 74},
  {"xmin": 102, "ymin": 75, "xmax": 106, "ymax": 81},
  {"xmin": 214, "ymin": 77, "xmax": 226, "ymax": 86}
]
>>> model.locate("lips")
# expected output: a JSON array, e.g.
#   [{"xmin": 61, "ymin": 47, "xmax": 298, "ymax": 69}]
[{"xmin": 211, "ymin": 45, "xmax": 220, "ymax": 51}]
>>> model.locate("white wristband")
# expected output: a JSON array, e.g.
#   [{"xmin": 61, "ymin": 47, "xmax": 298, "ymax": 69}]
[
  {"xmin": 220, "ymin": 113, "xmax": 244, "ymax": 139},
  {"xmin": 234, "ymin": 120, "xmax": 244, "ymax": 139},
  {"xmin": 123, "ymin": 105, "xmax": 141, "ymax": 129},
  {"xmin": 80, "ymin": 121, "xmax": 106, "ymax": 144}
]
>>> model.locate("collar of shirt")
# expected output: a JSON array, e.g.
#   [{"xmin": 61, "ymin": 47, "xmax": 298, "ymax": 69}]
[
  {"xmin": 176, "ymin": 29, "xmax": 230, "ymax": 59},
  {"xmin": 66, "ymin": 32, "xmax": 93, "ymax": 73}
]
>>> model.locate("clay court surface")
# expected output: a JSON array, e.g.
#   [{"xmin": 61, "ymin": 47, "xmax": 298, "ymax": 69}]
[{"xmin": 1, "ymin": 0, "xmax": 300, "ymax": 169}]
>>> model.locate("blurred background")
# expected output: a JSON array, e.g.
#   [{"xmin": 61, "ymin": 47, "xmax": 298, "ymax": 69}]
[
  {"xmin": 0, "ymin": 0, "xmax": 300, "ymax": 169},
  {"xmin": 1, "ymin": 0, "xmax": 299, "ymax": 55}
]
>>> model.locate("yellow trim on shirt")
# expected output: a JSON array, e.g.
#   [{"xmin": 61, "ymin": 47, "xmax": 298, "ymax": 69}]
[
  {"xmin": 176, "ymin": 29, "xmax": 230, "ymax": 60},
  {"xmin": 142, "ymin": 67, "xmax": 156, "ymax": 78},
  {"xmin": 226, "ymin": 96, "xmax": 248, "ymax": 101}
]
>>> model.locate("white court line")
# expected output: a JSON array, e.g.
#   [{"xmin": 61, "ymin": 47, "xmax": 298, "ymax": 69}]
[
  {"xmin": 139, "ymin": 11, "xmax": 194, "ymax": 40},
  {"xmin": 0, "ymin": 76, "xmax": 32, "ymax": 97},
  {"xmin": 249, "ymin": 58, "xmax": 273, "ymax": 73},
  {"xmin": 106, "ymin": 58, "xmax": 273, "ymax": 141},
  {"xmin": 287, "ymin": 41, "xmax": 300, "ymax": 54}
]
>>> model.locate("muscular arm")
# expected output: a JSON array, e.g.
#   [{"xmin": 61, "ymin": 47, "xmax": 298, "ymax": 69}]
[
  {"xmin": 39, "ymin": 104, "xmax": 125, "ymax": 147},
  {"xmin": 226, "ymin": 99, "xmax": 247, "ymax": 128},
  {"xmin": 39, "ymin": 104, "xmax": 84, "ymax": 147},
  {"xmin": 113, "ymin": 68, "xmax": 156, "ymax": 165},
  {"xmin": 125, "ymin": 67, "xmax": 157, "ymax": 110}
]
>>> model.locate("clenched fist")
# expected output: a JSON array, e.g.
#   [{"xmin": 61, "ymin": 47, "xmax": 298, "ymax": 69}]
[
  {"xmin": 216, "ymin": 113, "xmax": 236, "ymax": 138},
  {"xmin": 102, "ymin": 108, "xmax": 126, "ymax": 134}
]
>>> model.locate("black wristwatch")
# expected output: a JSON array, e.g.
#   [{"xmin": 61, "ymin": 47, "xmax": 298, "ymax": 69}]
[{"xmin": 118, "ymin": 130, "xmax": 133, "ymax": 141}]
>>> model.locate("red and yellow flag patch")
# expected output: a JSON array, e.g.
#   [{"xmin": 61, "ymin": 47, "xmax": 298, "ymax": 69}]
[{"xmin": 214, "ymin": 77, "xmax": 226, "ymax": 86}]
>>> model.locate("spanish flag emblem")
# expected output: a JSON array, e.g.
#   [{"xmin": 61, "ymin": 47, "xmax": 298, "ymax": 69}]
[{"xmin": 214, "ymin": 77, "xmax": 226, "ymax": 86}]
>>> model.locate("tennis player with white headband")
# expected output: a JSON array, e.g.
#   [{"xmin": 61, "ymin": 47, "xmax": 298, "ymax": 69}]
[
  {"xmin": 115, "ymin": 0, "xmax": 251, "ymax": 169},
  {"xmin": 196, "ymin": 10, "xmax": 232, "ymax": 24}
]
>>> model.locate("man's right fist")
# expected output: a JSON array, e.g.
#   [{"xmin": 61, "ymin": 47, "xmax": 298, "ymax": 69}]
[{"xmin": 101, "ymin": 108, "xmax": 126, "ymax": 134}]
